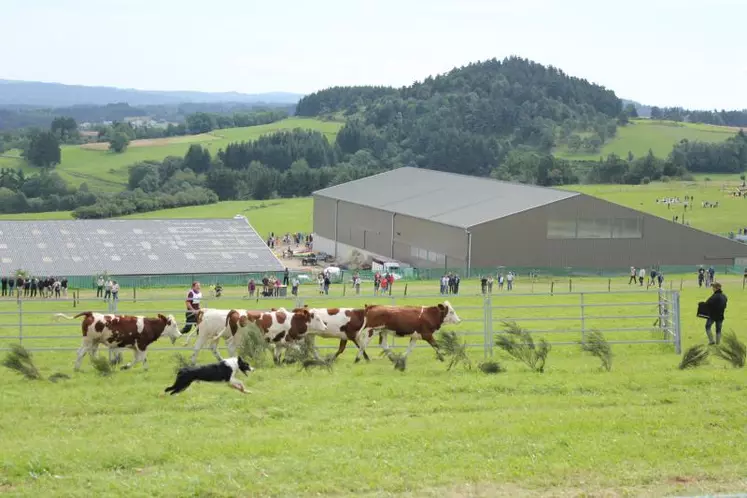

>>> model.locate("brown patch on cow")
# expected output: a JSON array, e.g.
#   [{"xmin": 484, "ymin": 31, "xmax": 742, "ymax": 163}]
[
  {"xmin": 327, "ymin": 308, "xmax": 340, "ymax": 316},
  {"xmin": 195, "ymin": 310, "xmax": 205, "ymax": 325},
  {"xmin": 272, "ymin": 331, "xmax": 286, "ymax": 342},
  {"xmin": 258, "ymin": 313, "xmax": 273, "ymax": 331},
  {"xmin": 94, "ymin": 320, "xmax": 105, "ymax": 333},
  {"xmin": 340, "ymin": 309, "xmax": 365, "ymax": 336},
  {"xmin": 275, "ymin": 311, "xmax": 287, "ymax": 324}
]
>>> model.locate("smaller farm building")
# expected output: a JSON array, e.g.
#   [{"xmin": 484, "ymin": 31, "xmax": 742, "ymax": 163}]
[
  {"xmin": 0, "ymin": 217, "xmax": 284, "ymax": 286},
  {"xmin": 312, "ymin": 167, "xmax": 747, "ymax": 273}
]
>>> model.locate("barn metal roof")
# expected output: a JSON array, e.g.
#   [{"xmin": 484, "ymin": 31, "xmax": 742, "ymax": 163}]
[
  {"xmin": 313, "ymin": 167, "xmax": 579, "ymax": 228},
  {"xmin": 0, "ymin": 217, "xmax": 284, "ymax": 277}
]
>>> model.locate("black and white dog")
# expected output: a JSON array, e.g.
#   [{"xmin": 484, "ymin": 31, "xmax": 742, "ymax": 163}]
[{"xmin": 164, "ymin": 357, "xmax": 254, "ymax": 395}]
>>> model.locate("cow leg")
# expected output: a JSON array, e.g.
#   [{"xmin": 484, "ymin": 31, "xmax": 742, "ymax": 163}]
[
  {"xmin": 74, "ymin": 343, "xmax": 90, "ymax": 371},
  {"xmin": 402, "ymin": 336, "xmax": 418, "ymax": 358},
  {"xmin": 423, "ymin": 333, "xmax": 444, "ymax": 361},
  {"xmin": 334, "ymin": 339, "xmax": 348, "ymax": 358},
  {"xmin": 122, "ymin": 349, "xmax": 147, "ymax": 370},
  {"xmin": 190, "ymin": 334, "xmax": 204, "ymax": 365},
  {"xmin": 350, "ymin": 337, "xmax": 370, "ymax": 361},
  {"xmin": 355, "ymin": 328, "xmax": 377, "ymax": 363}
]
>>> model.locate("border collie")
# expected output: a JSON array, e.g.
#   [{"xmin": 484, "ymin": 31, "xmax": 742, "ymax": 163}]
[{"xmin": 164, "ymin": 357, "xmax": 254, "ymax": 395}]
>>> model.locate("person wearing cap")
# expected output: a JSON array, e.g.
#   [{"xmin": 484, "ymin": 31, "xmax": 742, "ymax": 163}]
[{"xmin": 704, "ymin": 282, "xmax": 727, "ymax": 345}]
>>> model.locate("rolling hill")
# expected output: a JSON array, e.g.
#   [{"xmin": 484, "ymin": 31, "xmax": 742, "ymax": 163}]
[
  {"xmin": 10, "ymin": 118, "xmax": 343, "ymax": 192},
  {"xmin": 554, "ymin": 119, "xmax": 741, "ymax": 160},
  {"xmin": 0, "ymin": 79, "xmax": 304, "ymax": 106}
]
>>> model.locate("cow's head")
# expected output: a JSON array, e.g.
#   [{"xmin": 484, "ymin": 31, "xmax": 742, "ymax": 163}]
[
  {"xmin": 158, "ymin": 314, "xmax": 182, "ymax": 344},
  {"xmin": 438, "ymin": 301, "xmax": 461, "ymax": 325},
  {"xmin": 296, "ymin": 308, "xmax": 327, "ymax": 332},
  {"xmin": 237, "ymin": 356, "xmax": 255, "ymax": 377}
]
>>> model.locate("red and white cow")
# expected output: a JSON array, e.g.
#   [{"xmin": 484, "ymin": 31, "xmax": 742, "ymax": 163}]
[
  {"xmin": 54, "ymin": 311, "xmax": 181, "ymax": 371},
  {"xmin": 221, "ymin": 307, "xmax": 328, "ymax": 364},
  {"xmin": 185, "ymin": 308, "xmax": 249, "ymax": 365},
  {"xmin": 290, "ymin": 306, "xmax": 371, "ymax": 361},
  {"xmin": 356, "ymin": 301, "xmax": 461, "ymax": 362}
]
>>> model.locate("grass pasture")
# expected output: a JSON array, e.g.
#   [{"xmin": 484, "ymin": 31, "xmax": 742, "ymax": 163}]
[
  {"xmin": 1, "ymin": 277, "xmax": 746, "ymax": 497},
  {"xmin": 12, "ymin": 118, "xmax": 343, "ymax": 193},
  {"xmin": 555, "ymin": 119, "xmax": 742, "ymax": 160}
]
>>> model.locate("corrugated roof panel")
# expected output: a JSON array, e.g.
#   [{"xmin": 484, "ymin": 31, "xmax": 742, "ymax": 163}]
[
  {"xmin": 0, "ymin": 218, "xmax": 284, "ymax": 276},
  {"xmin": 313, "ymin": 167, "xmax": 578, "ymax": 228}
]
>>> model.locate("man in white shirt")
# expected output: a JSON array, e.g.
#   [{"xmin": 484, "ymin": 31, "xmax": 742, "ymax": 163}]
[
  {"xmin": 638, "ymin": 267, "xmax": 646, "ymax": 286},
  {"xmin": 180, "ymin": 281, "xmax": 202, "ymax": 335},
  {"xmin": 506, "ymin": 272, "xmax": 514, "ymax": 291}
]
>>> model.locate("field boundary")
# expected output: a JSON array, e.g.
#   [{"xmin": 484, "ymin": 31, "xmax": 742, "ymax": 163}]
[{"xmin": 0, "ymin": 290, "xmax": 681, "ymax": 356}]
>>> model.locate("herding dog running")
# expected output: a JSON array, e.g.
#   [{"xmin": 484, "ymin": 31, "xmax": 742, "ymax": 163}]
[{"xmin": 164, "ymin": 357, "xmax": 254, "ymax": 395}]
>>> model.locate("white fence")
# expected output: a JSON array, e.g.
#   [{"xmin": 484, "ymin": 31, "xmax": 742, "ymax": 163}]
[{"xmin": 0, "ymin": 290, "xmax": 681, "ymax": 356}]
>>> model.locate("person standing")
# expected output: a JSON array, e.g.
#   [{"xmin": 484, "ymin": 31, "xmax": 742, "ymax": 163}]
[
  {"xmin": 104, "ymin": 278, "xmax": 113, "ymax": 301},
  {"xmin": 704, "ymin": 282, "xmax": 727, "ymax": 345},
  {"xmin": 697, "ymin": 267, "xmax": 705, "ymax": 288},
  {"xmin": 487, "ymin": 275, "xmax": 494, "ymax": 294},
  {"xmin": 628, "ymin": 266, "xmax": 637, "ymax": 285},
  {"xmin": 111, "ymin": 280, "xmax": 119, "ymax": 301},
  {"xmin": 506, "ymin": 272, "xmax": 513, "ymax": 291},
  {"xmin": 96, "ymin": 275, "xmax": 105, "ymax": 298},
  {"xmin": 480, "ymin": 275, "xmax": 488, "ymax": 295},
  {"xmin": 291, "ymin": 276, "xmax": 299, "ymax": 297},
  {"xmin": 0, "ymin": 275, "xmax": 6, "ymax": 297},
  {"xmin": 353, "ymin": 273, "xmax": 361, "ymax": 295},
  {"xmin": 283, "ymin": 268, "xmax": 289, "ymax": 286},
  {"xmin": 61, "ymin": 277, "xmax": 68, "ymax": 298},
  {"xmin": 180, "ymin": 281, "xmax": 202, "ymax": 335},
  {"xmin": 638, "ymin": 267, "xmax": 646, "ymax": 286}
]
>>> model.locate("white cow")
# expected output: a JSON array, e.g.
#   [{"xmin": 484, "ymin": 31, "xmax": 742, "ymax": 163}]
[{"xmin": 186, "ymin": 308, "xmax": 246, "ymax": 365}]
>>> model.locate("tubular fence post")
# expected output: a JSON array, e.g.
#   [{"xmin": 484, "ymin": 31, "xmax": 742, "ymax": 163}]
[
  {"xmin": 608, "ymin": 278, "xmax": 611, "ymax": 292},
  {"xmin": 579, "ymin": 293, "xmax": 585, "ymax": 344},
  {"xmin": 680, "ymin": 278, "xmax": 684, "ymax": 291},
  {"xmin": 550, "ymin": 281, "xmax": 554, "ymax": 295},
  {"xmin": 404, "ymin": 284, "xmax": 408, "ymax": 296},
  {"xmin": 133, "ymin": 287, "xmax": 137, "ymax": 303},
  {"xmin": 484, "ymin": 293, "xmax": 493, "ymax": 358},
  {"xmin": 673, "ymin": 291, "xmax": 682, "ymax": 354},
  {"xmin": 569, "ymin": 278, "xmax": 572, "ymax": 293},
  {"xmin": 18, "ymin": 298, "xmax": 23, "ymax": 346}
]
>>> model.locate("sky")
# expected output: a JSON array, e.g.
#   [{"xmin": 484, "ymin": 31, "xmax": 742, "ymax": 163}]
[{"xmin": 2, "ymin": 0, "xmax": 746, "ymax": 109}]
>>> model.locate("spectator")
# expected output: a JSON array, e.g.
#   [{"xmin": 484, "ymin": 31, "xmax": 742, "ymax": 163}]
[
  {"xmin": 110, "ymin": 281, "xmax": 119, "ymax": 301},
  {"xmin": 180, "ymin": 281, "xmax": 202, "ymax": 335},
  {"xmin": 498, "ymin": 273, "xmax": 504, "ymax": 290},
  {"xmin": 480, "ymin": 275, "xmax": 488, "ymax": 295},
  {"xmin": 638, "ymin": 267, "xmax": 646, "ymax": 286},
  {"xmin": 318, "ymin": 273, "xmax": 325, "ymax": 295},
  {"xmin": 386, "ymin": 272, "xmax": 394, "ymax": 293},
  {"xmin": 487, "ymin": 275, "xmax": 494, "ymax": 294},
  {"xmin": 374, "ymin": 272, "xmax": 381, "ymax": 295},
  {"xmin": 53, "ymin": 279, "xmax": 62, "ymax": 299},
  {"xmin": 291, "ymin": 276, "xmax": 299, "ymax": 296},
  {"xmin": 697, "ymin": 266, "xmax": 705, "ymax": 287},
  {"xmin": 657, "ymin": 272, "xmax": 664, "ymax": 288},
  {"xmin": 104, "ymin": 279, "xmax": 113, "ymax": 301},
  {"xmin": 248, "ymin": 279, "xmax": 256, "ymax": 297},
  {"xmin": 8, "ymin": 277, "xmax": 14, "ymax": 297},
  {"xmin": 0, "ymin": 275, "xmax": 6, "ymax": 297},
  {"xmin": 30, "ymin": 277, "xmax": 38, "ymax": 298},
  {"xmin": 453, "ymin": 274, "xmax": 461, "ymax": 294},
  {"xmin": 380, "ymin": 275, "xmax": 389, "ymax": 294},
  {"xmin": 353, "ymin": 273, "xmax": 361, "ymax": 295},
  {"xmin": 96, "ymin": 276, "xmax": 104, "ymax": 298},
  {"xmin": 440, "ymin": 274, "xmax": 448, "ymax": 295},
  {"xmin": 323, "ymin": 274, "xmax": 331, "ymax": 295},
  {"xmin": 274, "ymin": 278, "xmax": 281, "ymax": 297},
  {"xmin": 61, "ymin": 277, "xmax": 68, "ymax": 298},
  {"xmin": 506, "ymin": 271, "xmax": 514, "ymax": 291},
  {"xmin": 703, "ymin": 282, "xmax": 727, "ymax": 345},
  {"xmin": 628, "ymin": 266, "xmax": 637, "ymax": 285},
  {"xmin": 283, "ymin": 268, "xmax": 289, "ymax": 286}
]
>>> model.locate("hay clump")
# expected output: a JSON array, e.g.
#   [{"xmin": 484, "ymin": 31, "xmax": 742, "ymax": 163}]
[
  {"xmin": 713, "ymin": 332, "xmax": 746, "ymax": 368},
  {"xmin": 437, "ymin": 331, "xmax": 472, "ymax": 371},
  {"xmin": 300, "ymin": 355, "xmax": 336, "ymax": 373},
  {"xmin": 478, "ymin": 361, "xmax": 506, "ymax": 374},
  {"xmin": 2, "ymin": 344, "xmax": 41, "ymax": 380},
  {"xmin": 495, "ymin": 321, "xmax": 551, "ymax": 373},
  {"xmin": 383, "ymin": 349, "xmax": 407, "ymax": 371},
  {"xmin": 580, "ymin": 329, "xmax": 613, "ymax": 371},
  {"xmin": 282, "ymin": 336, "xmax": 317, "ymax": 366},
  {"xmin": 679, "ymin": 344, "xmax": 710, "ymax": 370},
  {"xmin": 48, "ymin": 373, "xmax": 71, "ymax": 383}
]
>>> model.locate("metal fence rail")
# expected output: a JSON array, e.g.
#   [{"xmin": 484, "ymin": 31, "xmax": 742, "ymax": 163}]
[{"xmin": 0, "ymin": 290, "xmax": 681, "ymax": 357}]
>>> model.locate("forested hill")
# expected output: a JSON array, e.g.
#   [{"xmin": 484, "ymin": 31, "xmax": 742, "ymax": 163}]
[{"xmin": 296, "ymin": 57, "xmax": 622, "ymax": 180}]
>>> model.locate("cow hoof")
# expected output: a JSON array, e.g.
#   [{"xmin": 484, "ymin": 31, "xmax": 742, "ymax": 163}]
[
  {"xmin": 120, "ymin": 365, "xmax": 131, "ymax": 371},
  {"xmin": 354, "ymin": 357, "xmax": 361, "ymax": 364}
]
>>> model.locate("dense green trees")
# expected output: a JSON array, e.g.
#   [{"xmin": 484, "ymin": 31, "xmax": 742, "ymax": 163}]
[{"xmin": 23, "ymin": 131, "xmax": 61, "ymax": 168}]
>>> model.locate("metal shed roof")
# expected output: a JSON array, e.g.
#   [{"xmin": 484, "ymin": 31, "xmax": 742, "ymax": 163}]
[
  {"xmin": 0, "ymin": 218, "xmax": 284, "ymax": 277},
  {"xmin": 313, "ymin": 167, "xmax": 579, "ymax": 228}
]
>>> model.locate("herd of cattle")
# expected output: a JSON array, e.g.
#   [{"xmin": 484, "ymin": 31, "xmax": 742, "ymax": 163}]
[{"xmin": 53, "ymin": 301, "xmax": 462, "ymax": 371}]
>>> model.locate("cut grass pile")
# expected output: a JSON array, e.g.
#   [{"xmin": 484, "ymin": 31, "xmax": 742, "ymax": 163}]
[
  {"xmin": 1, "ymin": 277, "xmax": 746, "ymax": 496},
  {"xmin": 555, "ymin": 118, "xmax": 742, "ymax": 160}
]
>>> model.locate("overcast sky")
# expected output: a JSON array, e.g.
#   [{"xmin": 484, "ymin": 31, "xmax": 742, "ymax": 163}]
[{"xmin": 3, "ymin": 0, "xmax": 745, "ymax": 109}]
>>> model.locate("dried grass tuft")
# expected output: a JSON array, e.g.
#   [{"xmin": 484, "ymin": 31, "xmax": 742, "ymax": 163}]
[
  {"xmin": 580, "ymin": 330, "xmax": 613, "ymax": 371},
  {"xmin": 679, "ymin": 344, "xmax": 710, "ymax": 370},
  {"xmin": 2, "ymin": 344, "xmax": 41, "ymax": 380},
  {"xmin": 495, "ymin": 321, "xmax": 551, "ymax": 373},
  {"xmin": 478, "ymin": 361, "xmax": 506, "ymax": 374},
  {"xmin": 713, "ymin": 332, "xmax": 746, "ymax": 368},
  {"xmin": 437, "ymin": 331, "xmax": 472, "ymax": 371}
]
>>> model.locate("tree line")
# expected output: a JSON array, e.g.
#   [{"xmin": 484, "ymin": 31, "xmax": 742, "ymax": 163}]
[{"xmin": 650, "ymin": 106, "xmax": 747, "ymax": 127}]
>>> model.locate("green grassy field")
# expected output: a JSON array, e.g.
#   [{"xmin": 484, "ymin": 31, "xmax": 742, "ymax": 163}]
[
  {"xmin": 563, "ymin": 175, "xmax": 747, "ymax": 235},
  {"xmin": 11, "ymin": 118, "xmax": 342, "ymax": 193},
  {"xmin": 1, "ymin": 277, "xmax": 746, "ymax": 497},
  {"xmin": 555, "ymin": 119, "xmax": 741, "ymax": 160}
]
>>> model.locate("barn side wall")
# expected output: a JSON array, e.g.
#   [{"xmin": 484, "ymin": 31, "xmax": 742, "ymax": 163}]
[{"xmin": 469, "ymin": 194, "xmax": 747, "ymax": 269}]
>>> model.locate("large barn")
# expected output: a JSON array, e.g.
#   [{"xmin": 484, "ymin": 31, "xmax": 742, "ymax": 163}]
[
  {"xmin": 0, "ymin": 217, "xmax": 284, "ymax": 280},
  {"xmin": 312, "ymin": 167, "xmax": 747, "ymax": 273}
]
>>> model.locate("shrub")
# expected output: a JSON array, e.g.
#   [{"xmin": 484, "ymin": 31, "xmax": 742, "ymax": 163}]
[
  {"xmin": 478, "ymin": 361, "xmax": 506, "ymax": 374},
  {"xmin": 2, "ymin": 344, "xmax": 41, "ymax": 380},
  {"xmin": 437, "ymin": 331, "xmax": 472, "ymax": 371},
  {"xmin": 495, "ymin": 322, "xmax": 551, "ymax": 373},
  {"xmin": 641, "ymin": 176, "xmax": 651, "ymax": 185},
  {"xmin": 713, "ymin": 332, "xmax": 746, "ymax": 368},
  {"xmin": 580, "ymin": 330, "xmax": 612, "ymax": 371},
  {"xmin": 679, "ymin": 344, "xmax": 710, "ymax": 370},
  {"xmin": 237, "ymin": 328, "xmax": 273, "ymax": 368},
  {"xmin": 661, "ymin": 175, "xmax": 671, "ymax": 183}
]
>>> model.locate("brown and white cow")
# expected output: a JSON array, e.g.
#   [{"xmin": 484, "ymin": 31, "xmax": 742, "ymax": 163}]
[
  {"xmin": 54, "ymin": 311, "xmax": 181, "ymax": 371},
  {"xmin": 220, "ymin": 307, "xmax": 328, "ymax": 364},
  {"xmin": 290, "ymin": 306, "xmax": 371, "ymax": 361},
  {"xmin": 355, "ymin": 301, "xmax": 461, "ymax": 362}
]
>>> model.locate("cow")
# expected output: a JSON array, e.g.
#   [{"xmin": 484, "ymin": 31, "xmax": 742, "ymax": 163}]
[
  {"xmin": 221, "ymin": 307, "xmax": 328, "ymax": 364},
  {"xmin": 53, "ymin": 311, "xmax": 181, "ymax": 371},
  {"xmin": 355, "ymin": 301, "xmax": 462, "ymax": 362},
  {"xmin": 289, "ymin": 306, "xmax": 371, "ymax": 361},
  {"xmin": 184, "ymin": 308, "xmax": 249, "ymax": 365}
]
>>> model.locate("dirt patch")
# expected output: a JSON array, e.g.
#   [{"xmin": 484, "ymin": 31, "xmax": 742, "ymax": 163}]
[{"xmin": 79, "ymin": 134, "xmax": 216, "ymax": 151}]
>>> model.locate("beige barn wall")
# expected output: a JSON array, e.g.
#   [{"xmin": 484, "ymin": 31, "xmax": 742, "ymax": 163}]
[{"xmin": 469, "ymin": 195, "xmax": 747, "ymax": 269}]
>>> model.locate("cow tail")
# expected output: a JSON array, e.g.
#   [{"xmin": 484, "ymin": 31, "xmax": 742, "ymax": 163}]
[{"xmin": 53, "ymin": 312, "xmax": 90, "ymax": 322}]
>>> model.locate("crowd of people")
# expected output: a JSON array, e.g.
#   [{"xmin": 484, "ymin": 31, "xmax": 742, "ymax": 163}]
[
  {"xmin": 1, "ymin": 275, "xmax": 69, "ymax": 298},
  {"xmin": 94, "ymin": 276, "xmax": 121, "ymax": 301}
]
